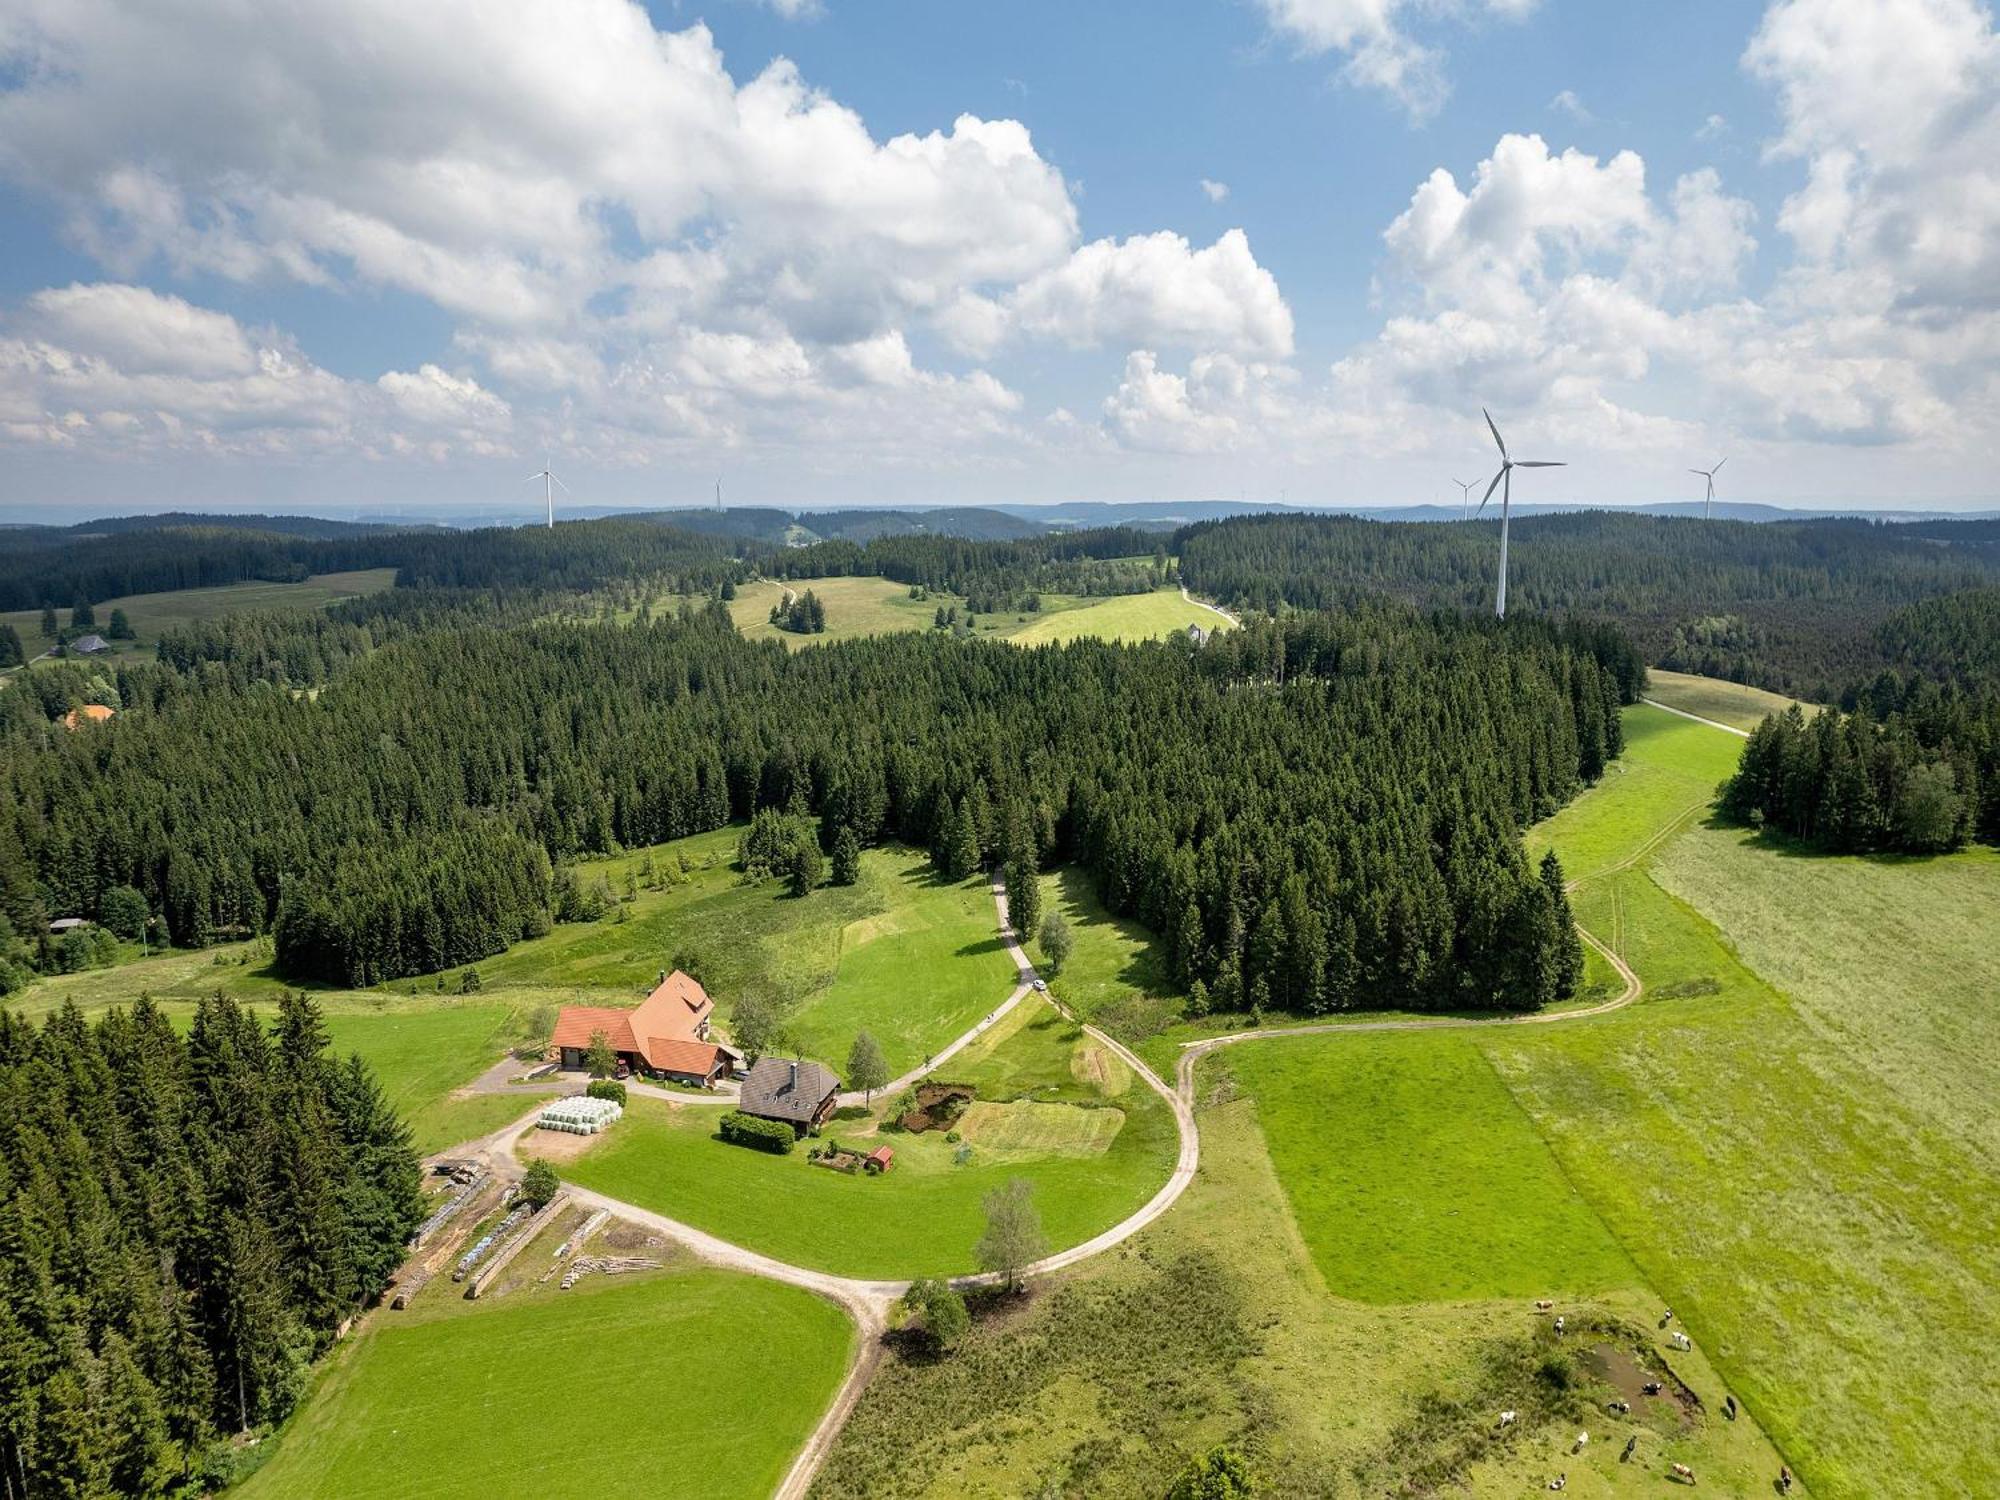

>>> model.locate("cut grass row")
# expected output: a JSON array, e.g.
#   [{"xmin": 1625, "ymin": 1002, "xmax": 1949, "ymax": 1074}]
[{"xmin": 1642, "ymin": 667, "xmax": 1815, "ymax": 730}]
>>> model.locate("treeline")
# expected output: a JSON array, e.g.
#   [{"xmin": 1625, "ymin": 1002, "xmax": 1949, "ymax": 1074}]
[
  {"xmin": 1174, "ymin": 512, "xmax": 1998, "ymax": 698},
  {"xmin": 1720, "ymin": 588, "xmax": 2000, "ymax": 852},
  {"xmin": 0, "ymin": 516, "xmax": 748, "ymax": 613},
  {"xmin": 2, "ymin": 603, "xmax": 1629, "ymax": 1014},
  {"xmin": 0, "ymin": 992, "xmax": 423, "ymax": 1494}
]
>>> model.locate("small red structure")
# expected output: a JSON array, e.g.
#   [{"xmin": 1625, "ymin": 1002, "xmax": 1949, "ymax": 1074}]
[{"xmin": 864, "ymin": 1146, "xmax": 894, "ymax": 1175}]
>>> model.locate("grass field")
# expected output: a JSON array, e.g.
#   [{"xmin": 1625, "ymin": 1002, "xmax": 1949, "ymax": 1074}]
[
  {"xmin": 1243, "ymin": 1030, "xmax": 1639, "ymax": 1303},
  {"xmin": 1, "ymin": 568, "xmax": 395, "ymax": 671},
  {"xmin": 1643, "ymin": 668, "xmax": 1813, "ymax": 730},
  {"xmin": 1004, "ymin": 587, "xmax": 1230, "ymax": 646},
  {"xmin": 561, "ymin": 999, "xmax": 1177, "ymax": 1278},
  {"xmin": 239, "ymin": 1264, "xmax": 852, "ymax": 1500}
]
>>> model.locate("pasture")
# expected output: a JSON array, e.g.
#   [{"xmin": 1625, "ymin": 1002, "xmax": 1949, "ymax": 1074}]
[
  {"xmin": 239, "ymin": 1265, "xmax": 852, "ymax": 1500},
  {"xmin": 560, "ymin": 1000, "xmax": 1178, "ymax": 1279},
  {"xmin": 1, "ymin": 567, "xmax": 395, "ymax": 669},
  {"xmin": 1003, "ymin": 586, "xmax": 1228, "ymax": 646},
  {"xmin": 1643, "ymin": 667, "xmax": 1812, "ymax": 730},
  {"xmin": 1243, "ymin": 1029, "xmax": 1638, "ymax": 1303}
]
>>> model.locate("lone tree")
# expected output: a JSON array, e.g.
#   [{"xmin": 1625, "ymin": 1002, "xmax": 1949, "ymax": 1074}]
[
  {"xmin": 1037, "ymin": 909, "xmax": 1073, "ymax": 976},
  {"xmin": 900, "ymin": 1276, "xmax": 969, "ymax": 1351},
  {"xmin": 975, "ymin": 1177, "xmax": 1047, "ymax": 1292},
  {"xmin": 787, "ymin": 838, "xmax": 823, "ymax": 898},
  {"xmin": 585, "ymin": 1028, "xmax": 617, "ymax": 1080},
  {"xmin": 831, "ymin": 825, "xmax": 862, "ymax": 886},
  {"xmin": 1539, "ymin": 850, "xmax": 1584, "ymax": 1001},
  {"xmin": 846, "ymin": 1030, "xmax": 889, "ymax": 1105},
  {"xmin": 521, "ymin": 1157, "xmax": 560, "ymax": 1210},
  {"xmin": 107, "ymin": 607, "xmax": 136, "ymax": 641},
  {"xmin": 69, "ymin": 596, "xmax": 95, "ymax": 631},
  {"xmin": 39, "ymin": 602, "xmax": 57, "ymax": 638},
  {"xmin": 1005, "ymin": 860, "xmax": 1042, "ymax": 946}
]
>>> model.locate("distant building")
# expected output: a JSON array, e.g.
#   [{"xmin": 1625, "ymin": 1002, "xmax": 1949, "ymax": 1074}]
[
  {"xmin": 1185, "ymin": 623, "xmax": 1210, "ymax": 646},
  {"xmin": 548, "ymin": 969, "xmax": 734, "ymax": 1087},
  {"xmin": 48, "ymin": 917, "xmax": 90, "ymax": 933},
  {"xmin": 66, "ymin": 634, "xmax": 110, "ymax": 655},
  {"xmin": 737, "ymin": 1057, "xmax": 841, "ymax": 1136},
  {"xmin": 61, "ymin": 704, "xmax": 116, "ymax": 730}
]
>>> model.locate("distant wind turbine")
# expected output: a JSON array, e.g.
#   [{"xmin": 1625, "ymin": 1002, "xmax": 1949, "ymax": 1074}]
[
  {"xmin": 716, "ymin": 475, "xmax": 725, "ymax": 513},
  {"xmin": 1452, "ymin": 477, "xmax": 1478, "ymax": 519},
  {"xmin": 1477, "ymin": 409, "xmax": 1566, "ymax": 619},
  {"xmin": 525, "ymin": 460, "xmax": 569, "ymax": 529},
  {"xmin": 1689, "ymin": 457, "xmax": 1727, "ymax": 520}
]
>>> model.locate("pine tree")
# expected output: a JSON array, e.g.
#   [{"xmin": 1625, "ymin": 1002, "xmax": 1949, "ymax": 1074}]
[
  {"xmin": 1005, "ymin": 860, "xmax": 1043, "ymax": 947},
  {"xmin": 1539, "ymin": 851, "xmax": 1585, "ymax": 1001},
  {"xmin": 831, "ymin": 826, "xmax": 862, "ymax": 886}
]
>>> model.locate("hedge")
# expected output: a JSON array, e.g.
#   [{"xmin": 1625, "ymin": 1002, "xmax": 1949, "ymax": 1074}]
[{"xmin": 720, "ymin": 1110, "xmax": 795, "ymax": 1154}]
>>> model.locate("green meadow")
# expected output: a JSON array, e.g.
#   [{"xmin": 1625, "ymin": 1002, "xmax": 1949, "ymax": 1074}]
[
  {"xmin": 1, "ymin": 567, "xmax": 395, "ymax": 671},
  {"xmin": 562, "ymin": 999, "xmax": 1178, "ymax": 1279},
  {"xmin": 1643, "ymin": 667, "xmax": 1814, "ymax": 730},
  {"xmin": 239, "ymin": 1265, "xmax": 852, "ymax": 1500},
  {"xmin": 1003, "ymin": 586, "xmax": 1230, "ymax": 646}
]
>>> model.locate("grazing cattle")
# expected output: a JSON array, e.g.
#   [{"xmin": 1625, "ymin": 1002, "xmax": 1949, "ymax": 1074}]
[
  {"xmin": 1671, "ymin": 1461, "xmax": 1696, "ymax": 1484},
  {"xmin": 1663, "ymin": 1307, "xmax": 1675, "ymax": 1324},
  {"xmin": 1554, "ymin": 1314, "xmax": 1566, "ymax": 1336},
  {"xmin": 1498, "ymin": 1410, "xmax": 1517, "ymax": 1427},
  {"xmin": 1643, "ymin": 1381, "xmax": 1663, "ymax": 1396},
  {"xmin": 1671, "ymin": 1331, "xmax": 1692, "ymax": 1351},
  {"xmin": 1724, "ymin": 1394, "xmax": 1737, "ymax": 1420},
  {"xmin": 1535, "ymin": 1299, "xmax": 1554, "ymax": 1311},
  {"xmin": 1573, "ymin": 1431, "xmax": 1589, "ymax": 1454},
  {"xmin": 1622, "ymin": 1434, "xmax": 1638, "ymax": 1462},
  {"xmin": 1779, "ymin": 1464, "xmax": 1794, "ymax": 1492},
  {"xmin": 1547, "ymin": 1475, "xmax": 1567, "ymax": 1492},
  {"xmin": 1607, "ymin": 1399, "xmax": 1631, "ymax": 1414}
]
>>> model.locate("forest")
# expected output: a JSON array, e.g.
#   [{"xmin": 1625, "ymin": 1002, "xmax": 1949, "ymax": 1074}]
[
  {"xmin": 0, "ymin": 991, "xmax": 423, "ymax": 1496},
  {"xmin": 1720, "ymin": 587, "xmax": 2000, "ymax": 852},
  {"xmin": 1173, "ymin": 511, "xmax": 1999, "ymax": 698},
  {"xmin": 0, "ymin": 602, "xmax": 1625, "ymax": 1012}
]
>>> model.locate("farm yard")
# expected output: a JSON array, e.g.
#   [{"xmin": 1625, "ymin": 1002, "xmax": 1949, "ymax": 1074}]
[{"xmin": 559, "ymin": 998, "xmax": 1179, "ymax": 1279}]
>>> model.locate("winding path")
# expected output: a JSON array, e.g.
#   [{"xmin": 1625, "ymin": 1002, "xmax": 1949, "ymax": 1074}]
[{"xmin": 1179, "ymin": 582, "xmax": 1240, "ymax": 629}]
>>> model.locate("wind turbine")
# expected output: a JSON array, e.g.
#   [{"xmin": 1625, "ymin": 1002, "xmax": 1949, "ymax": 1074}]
[
  {"xmin": 715, "ymin": 475, "xmax": 725, "ymax": 513},
  {"xmin": 1477, "ymin": 409, "xmax": 1565, "ymax": 619},
  {"xmin": 1689, "ymin": 457, "xmax": 1727, "ymax": 520},
  {"xmin": 1452, "ymin": 477, "xmax": 1478, "ymax": 519},
  {"xmin": 525, "ymin": 459, "xmax": 568, "ymax": 529}
]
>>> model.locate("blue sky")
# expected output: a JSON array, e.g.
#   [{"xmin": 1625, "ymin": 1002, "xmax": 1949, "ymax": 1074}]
[{"xmin": 1, "ymin": 0, "xmax": 1996, "ymax": 515}]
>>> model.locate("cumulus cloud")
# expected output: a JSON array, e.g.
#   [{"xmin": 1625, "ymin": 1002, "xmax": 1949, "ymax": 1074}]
[{"xmin": 1200, "ymin": 178, "xmax": 1231, "ymax": 203}]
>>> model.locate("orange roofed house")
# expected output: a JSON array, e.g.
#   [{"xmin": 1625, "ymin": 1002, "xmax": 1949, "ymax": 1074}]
[{"xmin": 549, "ymin": 970, "xmax": 743, "ymax": 1088}]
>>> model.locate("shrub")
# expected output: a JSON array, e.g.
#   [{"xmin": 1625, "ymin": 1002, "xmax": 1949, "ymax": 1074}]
[
  {"xmin": 720, "ymin": 1110, "xmax": 795, "ymax": 1154},
  {"xmin": 945, "ymin": 1130, "xmax": 961, "ymax": 1144},
  {"xmin": 521, "ymin": 1157, "xmax": 560, "ymax": 1211},
  {"xmin": 586, "ymin": 1079, "xmax": 627, "ymax": 1106}
]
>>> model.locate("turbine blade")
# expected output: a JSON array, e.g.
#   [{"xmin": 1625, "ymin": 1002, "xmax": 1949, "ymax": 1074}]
[
  {"xmin": 1514, "ymin": 461, "xmax": 1565, "ymax": 468},
  {"xmin": 1483, "ymin": 407, "xmax": 1508, "ymax": 460},
  {"xmin": 523, "ymin": 471, "xmax": 544, "ymax": 484},
  {"xmin": 1689, "ymin": 468, "xmax": 1708, "ymax": 476},
  {"xmin": 550, "ymin": 472, "xmax": 571, "ymax": 493},
  {"xmin": 1712, "ymin": 457, "xmax": 1727, "ymax": 474},
  {"xmin": 1478, "ymin": 468, "xmax": 1504, "ymax": 511}
]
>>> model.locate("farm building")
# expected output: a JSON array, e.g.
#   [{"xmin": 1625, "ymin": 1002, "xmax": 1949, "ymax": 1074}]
[
  {"xmin": 739, "ymin": 1058, "xmax": 841, "ymax": 1136},
  {"xmin": 548, "ymin": 970, "xmax": 741, "ymax": 1086},
  {"xmin": 64, "ymin": 634, "xmax": 110, "ymax": 655}
]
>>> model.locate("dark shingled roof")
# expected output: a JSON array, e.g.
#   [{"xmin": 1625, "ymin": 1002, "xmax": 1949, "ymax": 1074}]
[{"xmin": 738, "ymin": 1057, "xmax": 840, "ymax": 1123}]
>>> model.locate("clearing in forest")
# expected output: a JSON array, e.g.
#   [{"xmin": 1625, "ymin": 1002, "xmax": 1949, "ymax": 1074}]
[
  {"xmin": 1643, "ymin": 667, "xmax": 1815, "ymax": 730},
  {"xmin": 1004, "ymin": 585, "xmax": 1230, "ymax": 646}
]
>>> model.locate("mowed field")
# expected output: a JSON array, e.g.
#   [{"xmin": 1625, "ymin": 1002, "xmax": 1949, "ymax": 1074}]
[
  {"xmin": 561, "ymin": 998, "xmax": 1179, "ymax": 1279},
  {"xmin": 239, "ymin": 1264, "xmax": 852, "ymax": 1500},
  {"xmin": 1004, "ymin": 586, "xmax": 1231, "ymax": 646},
  {"xmin": 1643, "ymin": 667, "xmax": 1813, "ymax": 730},
  {"xmin": 1, "ymin": 567, "xmax": 396, "ymax": 670}
]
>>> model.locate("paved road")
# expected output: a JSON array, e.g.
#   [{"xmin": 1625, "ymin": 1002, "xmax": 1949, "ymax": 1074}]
[
  {"xmin": 1641, "ymin": 697, "xmax": 1753, "ymax": 739},
  {"xmin": 1179, "ymin": 582, "xmax": 1240, "ymax": 628}
]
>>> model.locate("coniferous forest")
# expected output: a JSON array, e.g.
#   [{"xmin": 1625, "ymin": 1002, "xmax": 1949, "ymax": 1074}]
[
  {"xmin": 0, "ymin": 991, "xmax": 423, "ymax": 1495},
  {"xmin": 1, "ymin": 600, "xmax": 1627, "ymax": 1012}
]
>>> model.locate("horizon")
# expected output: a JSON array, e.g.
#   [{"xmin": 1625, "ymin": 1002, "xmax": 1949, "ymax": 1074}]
[{"xmin": 4, "ymin": 1, "xmax": 2000, "ymax": 512}]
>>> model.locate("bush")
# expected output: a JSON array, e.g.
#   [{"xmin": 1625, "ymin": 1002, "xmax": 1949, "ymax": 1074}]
[
  {"xmin": 586, "ymin": 1079, "xmax": 627, "ymax": 1106},
  {"xmin": 720, "ymin": 1110, "xmax": 795, "ymax": 1154},
  {"xmin": 945, "ymin": 1130, "xmax": 961, "ymax": 1144},
  {"xmin": 521, "ymin": 1157, "xmax": 560, "ymax": 1210}
]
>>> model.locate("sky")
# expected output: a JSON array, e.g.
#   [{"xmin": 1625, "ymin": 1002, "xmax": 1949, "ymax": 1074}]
[{"xmin": 2, "ymin": 0, "xmax": 1998, "ymax": 517}]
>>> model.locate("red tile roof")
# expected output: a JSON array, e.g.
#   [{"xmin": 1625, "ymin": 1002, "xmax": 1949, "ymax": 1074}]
[
  {"xmin": 866, "ymin": 1146, "xmax": 894, "ymax": 1167},
  {"xmin": 550, "ymin": 970, "xmax": 721, "ymax": 1077}
]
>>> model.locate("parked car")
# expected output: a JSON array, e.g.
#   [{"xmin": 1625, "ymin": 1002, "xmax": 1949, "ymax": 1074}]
[{"xmin": 1031, "ymin": 979, "xmax": 1048, "ymax": 992}]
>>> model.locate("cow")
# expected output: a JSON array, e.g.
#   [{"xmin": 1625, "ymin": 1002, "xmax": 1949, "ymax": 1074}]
[
  {"xmin": 1498, "ymin": 1410, "xmax": 1517, "ymax": 1427},
  {"xmin": 1671, "ymin": 1462, "xmax": 1696, "ymax": 1484},
  {"xmin": 1573, "ymin": 1431, "xmax": 1589, "ymax": 1454}
]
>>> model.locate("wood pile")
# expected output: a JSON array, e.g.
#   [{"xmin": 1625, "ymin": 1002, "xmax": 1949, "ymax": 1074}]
[{"xmin": 560, "ymin": 1254, "xmax": 661, "ymax": 1291}]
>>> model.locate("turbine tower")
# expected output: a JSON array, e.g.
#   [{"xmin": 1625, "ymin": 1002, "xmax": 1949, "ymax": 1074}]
[
  {"xmin": 1477, "ymin": 409, "xmax": 1565, "ymax": 620},
  {"xmin": 1689, "ymin": 457, "xmax": 1727, "ymax": 520},
  {"xmin": 1452, "ymin": 477, "xmax": 1478, "ymax": 519},
  {"xmin": 525, "ymin": 460, "xmax": 568, "ymax": 529},
  {"xmin": 716, "ymin": 475, "xmax": 725, "ymax": 513}
]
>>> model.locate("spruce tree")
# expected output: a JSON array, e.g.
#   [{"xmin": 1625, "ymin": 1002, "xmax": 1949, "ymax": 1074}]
[{"xmin": 830, "ymin": 826, "xmax": 862, "ymax": 886}]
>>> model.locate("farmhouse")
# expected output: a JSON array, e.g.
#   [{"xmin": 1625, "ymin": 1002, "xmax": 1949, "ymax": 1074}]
[
  {"xmin": 549, "ymin": 970, "xmax": 739, "ymax": 1087},
  {"xmin": 65, "ymin": 634, "xmax": 111, "ymax": 656},
  {"xmin": 739, "ymin": 1057, "xmax": 841, "ymax": 1136}
]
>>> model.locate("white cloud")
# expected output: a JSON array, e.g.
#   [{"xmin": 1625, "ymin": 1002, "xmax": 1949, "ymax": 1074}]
[
  {"xmin": 1005, "ymin": 230, "xmax": 1294, "ymax": 358},
  {"xmin": 1549, "ymin": 89, "xmax": 1593, "ymax": 123},
  {"xmin": 25, "ymin": 283, "xmax": 255, "ymax": 379},
  {"xmin": 1255, "ymin": 0, "xmax": 1541, "ymax": 119},
  {"xmin": 1200, "ymin": 178, "xmax": 1231, "ymax": 203}
]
